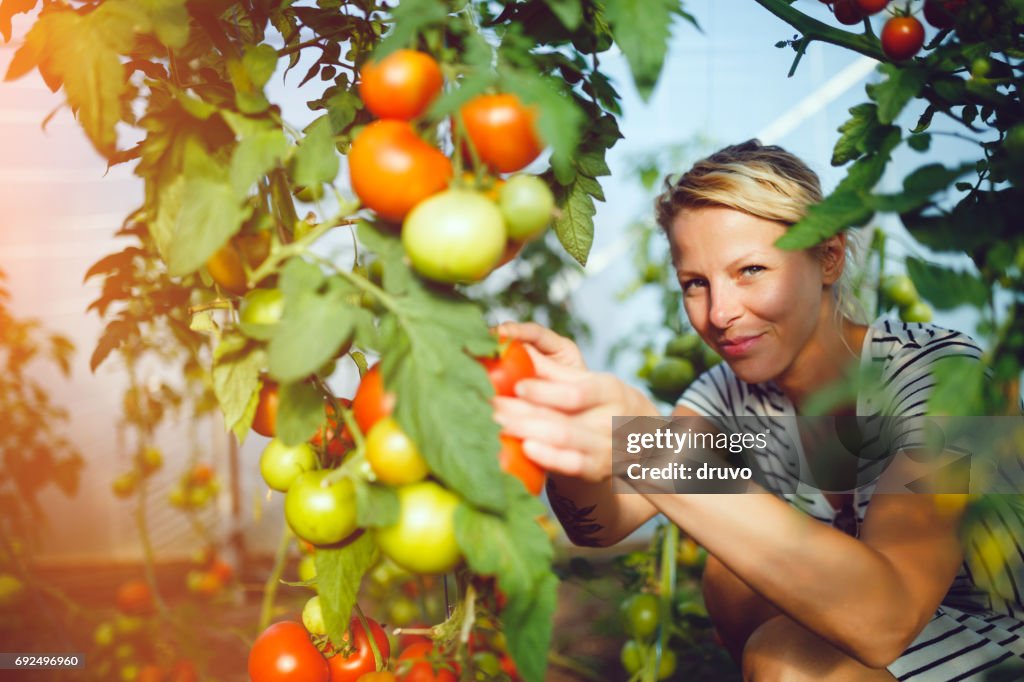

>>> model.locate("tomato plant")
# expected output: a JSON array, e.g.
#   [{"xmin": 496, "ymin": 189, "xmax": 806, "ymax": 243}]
[
  {"xmin": 375, "ymin": 481, "xmax": 462, "ymax": 574},
  {"xmin": 832, "ymin": 0, "xmax": 864, "ymax": 25},
  {"xmin": 285, "ymin": 470, "xmax": 358, "ymax": 546},
  {"xmin": 481, "ymin": 338, "xmax": 536, "ymax": 397},
  {"xmin": 366, "ymin": 417, "xmax": 429, "ymax": 486},
  {"xmin": 249, "ymin": 621, "xmax": 329, "ymax": 682},
  {"xmin": 359, "ymin": 50, "xmax": 443, "ymax": 121},
  {"xmin": 881, "ymin": 16, "xmax": 925, "ymax": 61},
  {"xmin": 311, "ymin": 400, "xmax": 355, "ymax": 460},
  {"xmin": 402, "ymin": 189, "xmax": 507, "ymax": 284},
  {"xmin": 352, "ymin": 364, "xmax": 397, "ymax": 435},
  {"xmin": 349, "ymin": 120, "xmax": 453, "ymax": 222},
  {"xmin": 326, "ymin": 616, "xmax": 390, "ymax": 681},
  {"xmin": 854, "ymin": 0, "xmax": 888, "ymax": 15},
  {"xmin": 460, "ymin": 94, "xmax": 544, "ymax": 173}
]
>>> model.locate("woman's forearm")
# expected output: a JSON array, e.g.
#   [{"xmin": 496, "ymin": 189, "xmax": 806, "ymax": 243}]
[
  {"xmin": 545, "ymin": 474, "xmax": 658, "ymax": 547},
  {"xmin": 647, "ymin": 493, "xmax": 939, "ymax": 667}
]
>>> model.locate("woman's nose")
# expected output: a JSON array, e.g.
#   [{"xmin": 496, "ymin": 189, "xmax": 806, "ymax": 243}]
[{"xmin": 708, "ymin": 282, "xmax": 742, "ymax": 329}]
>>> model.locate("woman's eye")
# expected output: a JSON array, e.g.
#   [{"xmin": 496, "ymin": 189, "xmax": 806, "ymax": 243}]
[
  {"xmin": 741, "ymin": 265, "xmax": 765, "ymax": 276},
  {"xmin": 681, "ymin": 278, "xmax": 707, "ymax": 292}
]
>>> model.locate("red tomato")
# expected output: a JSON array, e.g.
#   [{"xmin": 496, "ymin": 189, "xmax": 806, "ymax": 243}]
[
  {"xmin": 460, "ymin": 94, "xmax": 543, "ymax": 173},
  {"xmin": 248, "ymin": 621, "xmax": 329, "ymax": 682},
  {"xmin": 209, "ymin": 558, "xmax": 234, "ymax": 584},
  {"xmin": 832, "ymin": 0, "xmax": 864, "ymax": 24},
  {"xmin": 327, "ymin": 616, "xmax": 391, "ymax": 681},
  {"xmin": 881, "ymin": 16, "xmax": 925, "ymax": 60},
  {"xmin": 116, "ymin": 579, "xmax": 155, "ymax": 617},
  {"xmin": 311, "ymin": 399, "xmax": 354, "ymax": 459},
  {"xmin": 253, "ymin": 380, "xmax": 280, "ymax": 437},
  {"xmin": 349, "ymin": 120, "xmax": 452, "ymax": 222},
  {"xmin": 498, "ymin": 435, "xmax": 545, "ymax": 496},
  {"xmin": 188, "ymin": 463, "xmax": 214, "ymax": 486},
  {"xmin": 923, "ymin": 0, "xmax": 965, "ymax": 29},
  {"xmin": 481, "ymin": 338, "xmax": 536, "ymax": 397},
  {"xmin": 854, "ymin": 0, "xmax": 888, "ymax": 14},
  {"xmin": 396, "ymin": 641, "xmax": 456, "ymax": 682},
  {"xmin": 359, "ymin": 50, "xmax": 443, "ymax": 120},
  {"xmin": 352, "ymin": 364, "xmax": 397, "ymax": 435},
  {"xmin": 356, "ymin": 674, "xmax": 398, "ymax": 682},
  {"xmin": 137, "ymin": 664, "xmax": 164, "ymax": 682}
]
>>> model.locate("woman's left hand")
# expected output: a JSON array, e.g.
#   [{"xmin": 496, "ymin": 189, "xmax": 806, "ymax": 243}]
[{"xmin": 492, "ymin": 359, "xmax": 660, "ymax": 483}]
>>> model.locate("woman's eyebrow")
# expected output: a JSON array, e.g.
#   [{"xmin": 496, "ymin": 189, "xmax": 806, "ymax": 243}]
[{"xmin": 677, "ymin": 251, "xmax": 770, "ymax": 277}]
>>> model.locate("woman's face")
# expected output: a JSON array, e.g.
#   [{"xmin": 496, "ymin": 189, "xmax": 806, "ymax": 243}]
[{"xmin": 670, "ymin": 206, "xmax": 830, "ymax": 385}]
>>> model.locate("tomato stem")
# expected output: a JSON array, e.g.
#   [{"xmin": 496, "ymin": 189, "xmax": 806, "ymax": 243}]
[
  {"xmin": 751, "ymin": 0, "xmax": 886, "ymax": 67},
  {"xmin": 258, "ymin": 528, "xmax": 293, "ymax": 632},
  {"xmin": 353, "ymin": 602, "xmax": 385, "ymax": 671}
]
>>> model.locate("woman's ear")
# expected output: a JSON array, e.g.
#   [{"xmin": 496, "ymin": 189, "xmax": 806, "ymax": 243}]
[{"xmin": 819, "ymin": 233, "xmax": 846, "ymax": 285}]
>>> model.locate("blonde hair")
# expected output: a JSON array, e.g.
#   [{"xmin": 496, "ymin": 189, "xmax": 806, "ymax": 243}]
[{"xmin": 655, "ymin": 140, "xmax": 866, "ymax": 325}]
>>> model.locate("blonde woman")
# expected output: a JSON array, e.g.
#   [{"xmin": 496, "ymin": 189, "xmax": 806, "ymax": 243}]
[{"xmin": 493, "ymin": 141, "xmax": 1022, "ymax": 680}]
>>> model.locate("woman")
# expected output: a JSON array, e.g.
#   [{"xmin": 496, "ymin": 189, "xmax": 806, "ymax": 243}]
[{"xmin": 493, "ymin": 141, "xmax": 1022, "ymax": 680}]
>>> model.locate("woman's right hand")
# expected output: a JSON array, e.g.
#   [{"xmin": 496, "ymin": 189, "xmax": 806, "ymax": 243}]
[{"xmin": 493, "ymin": 321, "xmax": 587, "ymax": 373}]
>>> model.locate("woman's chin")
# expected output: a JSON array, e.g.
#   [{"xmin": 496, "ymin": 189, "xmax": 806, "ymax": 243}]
[{"xmin": 725, "ymin": 358, "xmax": 778, "ymax": 386}]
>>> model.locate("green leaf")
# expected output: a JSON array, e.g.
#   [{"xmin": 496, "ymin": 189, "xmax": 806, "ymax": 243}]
[
  {"xmin": 293, "ymin": 116, "xmax": 340, "ymax": 188},
  {"xmin": 503, "ymin": 572, "xmax": 558, "ymax": 682},
  {"xmin": 353, "ymin": 478, "xmax": 399, "ymax": 528},
  {"xmin": 243, "ymin": 43, "xmax": 278, "ymax": 89},
  {"xmin": 928, "ymin": 356, "xmax": 986, "ymax": 416},
  {"xmin": 135, "ymin": 0, "xmax": 189, "ymax": 48},
  {"xmin": 268, "ymin": 270, "xmax": 363, "ymax": 383},
  {"xmin": 553, "ymin": 178, "xmax": 596, "ymax": 266},
  {"xmin": 867, "ymin": 163, "xmax": 972, "ymax": 214},
  {"xmin": 776, "ymin": 191, "xmax": 874, "ymax": 250},
  {"xmin": 542, "ymin": 0, "xmax": 583, "ymax": 30},
  {"xmin": 230, "ymin": 129, "xmax": 288, "ymax": 199},
  {"xmin": 907, "ymin": 133, "xmax": 931, "ymax": 152},
  {"xmin": 865, "ymin": 63, "xmax": 928, "ymax": 125},
  {"xmin": 832, "ymin": 103, "xmax": 892, "ymax": 166},
  {"xmin": 212, "ymin": 333, "xmax": 265, "ymax": 438},
  {"xmin": 316, "ymin": 532, "xmax": 378, "ymax": 647},
  {"xmin": 374, "ymin": 0, "xmax": 447, "ymax": 58},
  {"xmin": 906, "ymin": 257, "xmax": 988, "ymax": 311},
  {"xmin": 325, "ymin": 89, "xmax": 362, "ymax": 134},
  {"xmin": 604, "ymin": 0, "xmax": 678, "ymax": 100},
  {"xmin": 276, "ymin": 381, "xmax": 322, "ymax": 446}
]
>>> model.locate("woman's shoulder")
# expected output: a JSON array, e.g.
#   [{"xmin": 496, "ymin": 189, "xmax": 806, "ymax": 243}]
[{"xmin": 865, "ymin": 317, "xmax": 983, "ymax": 376}]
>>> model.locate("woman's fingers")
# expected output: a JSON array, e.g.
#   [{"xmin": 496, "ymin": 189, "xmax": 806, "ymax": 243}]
[
  {"xmin": 494, "ymin": 321, "xmax": 586, "ymax": 370},
  {"xmin": 520, "ymin": 440, "xmax": 589, "ymax": 479},
  {"xmin": 493, "ymin": 396, "xmax": 609, "ymax": 471},
  {"xmin": 513, "ymin": 373, "xmax": 623, "ymax": 413}
]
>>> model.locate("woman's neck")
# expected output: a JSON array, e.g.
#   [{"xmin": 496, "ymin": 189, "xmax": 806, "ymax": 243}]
[{"xmin": 776, "ymin": 310, "xmax": 868, "ymax": 414}]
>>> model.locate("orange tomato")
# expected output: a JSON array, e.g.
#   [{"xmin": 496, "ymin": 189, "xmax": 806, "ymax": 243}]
[
  {"xmin": 359, "ymin": 49, "xmax": 443, "ymax": 120},
  {"xmin": 252, "ymin": 380, "xmax": 280, "ymax": 437},
  {"xmin": 116, "ymin": 579, "xmax": 155, "ymax": 617},
  {"xmin": 349, "ymin": 120, "xmax": 452, "ymax": 222},
  {"xmin": 205, "ymin": 231, "xmax": 271, "ymax": 295},
  {"xmin": 498, "ymin": 435, "xmax": 545, "ymax": 496},
  {"xmin": 460, "ymin": 94, "xmax": 543, "ymax": 173},
  {"xmin": 352, "ymin": 364, "xmax": 397, "ymax": 435}
]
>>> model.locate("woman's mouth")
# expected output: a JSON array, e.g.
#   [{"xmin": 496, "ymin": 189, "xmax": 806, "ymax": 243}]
[{"xmin": 718, "ymin": 333, "xmax": 764, "ymax": 357}]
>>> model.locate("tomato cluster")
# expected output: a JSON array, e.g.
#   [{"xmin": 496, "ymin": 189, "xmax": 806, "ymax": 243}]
[
  {"xmin": 882, "ymin": 274, "xmax": 933, "ymax": 323},
  {"xmin": 822, "ymin": 0, "xmax": 972, "ymax": 62},
  {"xmin": 167, "ymin": 462, "xmax": 221, "ymax": 511},
  {"xmin": 639, "ymin": 331, "xmax": 720, "ymax": 405},
  {"xmin": 349, "ymin": 50, "xmax": 555, "ymax": 285}
]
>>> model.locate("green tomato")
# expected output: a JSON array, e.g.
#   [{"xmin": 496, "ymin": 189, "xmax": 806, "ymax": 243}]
[
  {"xmin": 302, "ymin": 595, "xmax": 326, "ymax": 635},
  {"xmin": 260, "ymin": 439, "xmax": 318, "ymax": 492},
  {"xmin": 402, "ymin": 189, "xmax": 506, "ymax": 284},
  {"xmin": 1005, "ymin": 124, "xmax": 1024, "ymax": 162},
  {"xmin": 656, "ymin": 648, "xmax": 677, "ymax": 680},
  {"xmin": 901, "ymin": 300, "xmax": 934, "ymax": 323},
  {"xmin": 375, "ymin": 481, "xmax": 462, "ymax": 574},
  {"xmin": 665, "ymin": 332, "xmax": 702, "ymax": 359},
  {"xmin": 647, "ymin": 357, "xmax": 695, "ymax": 403},
  {"xmin": 497, "ymin": 174, "xmax": 554, "ymax": 242},
  {"xmin": 297, "ymin": 554, "xmax": 317, "ymax": 585},
  {"xmin": 94, "ymin": 622, "xmax": 116, "ymax": 647},
  {"xmin": 387, "ymin": 596, "xmax": 418, "ymax": 626},
  {"xmin": 239, "ymin": 288, "xmax": 285, "ymax": 341},
  {"xmin": 883, "ymin": 275, "xmax": 918, "ymax": 308},
  {"xmin": 285, "ymin": 470, "xmax": 358, "ymax": 546},
  {"xmin": 620, "ymin": 640, "xmax": 643, "ymax": 675},
  {"xmin": 622, "ymin": 593, "xmax": 660, "ymax": 640}
]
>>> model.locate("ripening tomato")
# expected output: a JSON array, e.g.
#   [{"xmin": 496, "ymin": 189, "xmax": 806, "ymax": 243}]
[
  {"xmin": 311, "ymin": 400, "xmax": 354, "ymax": 460},
  {"xmin": 326, "ymin": 616, "xmax": 390, "ymax": 681},
  {"xmin": 402, "ymin": 189, "xmax": 507, "ymax": 284},
  {"xmin": 349, "ymin": 120, "xmax": 452, "ymax": 222},
  {"xmin": 116, "ymin": 580, "xmax": 155, "ymax": 617},
  {"xmin": 854, "ymin": 0, "xmax": 888, "ymax": 14},
  {"xmin": 481, "ymin": 338, "xmax": 536, "ymax": 397},
  {"xmin": 497, "ymin": 175, "xmax": 554, "ymax": 242},
  {"xmin": 396, "ymin": 641, "xmax": 456, "ymax": 682},
  {"xmin": 881, "ymin": 16, "xmax": 925, "ymax": 60},
  {"xmin": 188, "ymin": 463, "xmax": 214, "ymax": 486},
  {"xmin": 239, "ymin": 288, "xmax": 285, "ymax": 340},
  {"xmin": 359, "ymin": 50, "xmax": 443, "ymax": 120},
  {"xmin": 352, "ymin": 364, "xmax": 397, "ymax": 435},
  {"xmin": 260, "ymin": 439, "xmax": 318, "ymax": 492},
  {"xmin": 137, "ymin": 665, "xmax": 164, "ymax": 682},
  {"xmin": 249, "ymin": 621, "xmax": 329, "ymax": 682},
  {"xmin": 366, "ymin": 417, "xmax": 429, "ymax": 486},
  {"xmin": 167, "ymin": 660, "xmax": 198, "ymax": 682},
  {"xmin": 376, "ymin": 481, "xmax": 462, "ymax": 574},
  {"xmin": 253, "ymin": 380, "xmax": 280, "ymax": 437},
  {"xmin": 358, "ymin": 673, "xmax": 398, "ymax": 682},
  {"xmin": 206, "ymin": 231, "xmax": 271, "ymax": 295},
  {"xmin": 284, "ymin": 470, "xmax": 358, "ymax": 546},
  {"xmin": 832, "ymin": 0, "xmax": 864, "ymax": 24},
  {"xmin": 499, "ymin": 435, "xmax": 545, "ymax": 496},
  {"xmin": 460, "ymin": 94, "xmax": 543, "ymax": 173}
]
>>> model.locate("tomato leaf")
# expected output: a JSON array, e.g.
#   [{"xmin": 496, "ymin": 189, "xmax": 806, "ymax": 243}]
[
  {"xmin": 293, "ymin": 115, "xmax": 340, "ymax": 188},
  {"xmin": 0, "ymin": 0, "xmax": 38, "ymax": 43},
  {"xmin": 866, "ymin": 162, "xmax": 973, "ymax": 214},
  {"xmin": 276, "ymin": 381, "xmax": 322, "ymax": 447},
  {"xmin": 229, "ymin": 128, "xmax": 288, "ymax": 199},
  {"xmin": 212, "ymin": 333, "xmax": 266, "ymax": 440},
  {"xmin": 90, "ymin": 319, "xmax": 135, "ymax": 372},
  {"xmin": 353, "ymin": 478, "xmax": 399, "ymax": 528},
  {"xmin": 135, "ymin": 0, "xmax": 189, "ymax": 49},
  {"xmin": 927, "ymin": 356, "xmax": 987, "ymax": 417},
  {"xmin": 316, "ymin": 531, "xmax": 378, "ymax": 647},
  {"xmin": 832, "ymin": 103, "xmax": 894, "ymax": 167},
  {"xmin": 906, "ymin": 257, "xmax": 988, "ymax": 311},
  {"xmin": 865, "ymin": 63, "xmax": 928, "ymax": 125},
  {"xmin": 503, "ymin": 571, "xmax": 558, "ymax": 682},
  {"xmin": 603, "ymin": 0, "xmax": 679, "ymax": 101},
  {"xmin": 553, "ymin": 178, "xmax": 596, "ymax": 266},
  {"xmin": 373, "ymin": 0, "xmax": 448, "ymax": 59}
]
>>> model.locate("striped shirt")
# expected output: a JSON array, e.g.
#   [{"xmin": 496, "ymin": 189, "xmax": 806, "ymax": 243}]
[{"xmin": 677, "ymin": 318, "xmax": 1024, "ymax": 680}]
